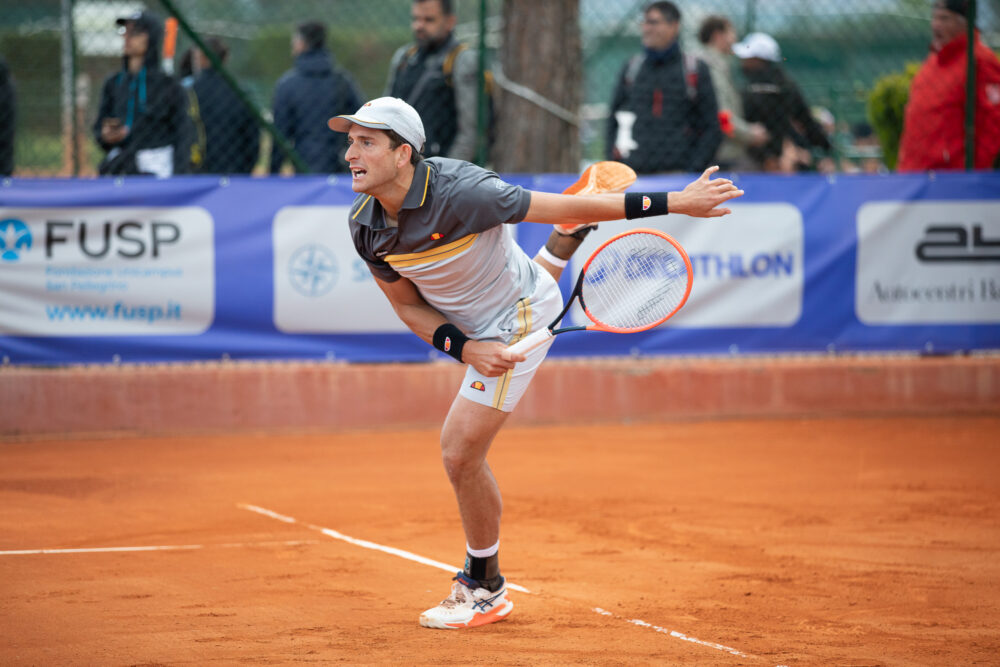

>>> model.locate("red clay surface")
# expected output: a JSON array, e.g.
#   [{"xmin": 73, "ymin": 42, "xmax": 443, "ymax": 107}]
[{"xmin": 2, "ymin": 417, "xmax": 998, "ymax": 665}]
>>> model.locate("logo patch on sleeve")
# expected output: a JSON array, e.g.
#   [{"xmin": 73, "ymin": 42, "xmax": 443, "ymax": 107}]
[
  {"xmin": 444, "ymin": 337, "xmax": 452, "ymax": 352},
  {"xmin": 469, "ymin": 381, "xmax": 486, "ymax": 392},
  {"xmin": 642, "ymin": 196, "xmax": 652, "ymax": 211}
]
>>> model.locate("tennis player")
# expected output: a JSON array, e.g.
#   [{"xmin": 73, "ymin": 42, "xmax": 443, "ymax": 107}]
[{"xmin": 328, "ymin": 97, "xmax": 742, "ymax": 629}]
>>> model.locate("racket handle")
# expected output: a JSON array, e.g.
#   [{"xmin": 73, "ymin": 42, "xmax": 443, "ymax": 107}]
[{"xmin": 502, "ymin": 328, "xmax": 553, "ymax": 360}]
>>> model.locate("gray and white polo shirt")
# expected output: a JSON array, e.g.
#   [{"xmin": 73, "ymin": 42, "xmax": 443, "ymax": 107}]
[{"xmin": 349, "ymin": 157, "xmax": 548, "ymax": 341}]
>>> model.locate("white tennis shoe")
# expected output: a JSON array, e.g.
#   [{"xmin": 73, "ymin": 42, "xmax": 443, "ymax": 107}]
[
  {"xmin": 556, "ymin": 160, "xmax": 637, "ymax": 236},
  {"xmin": 418, "ymin": 572, "xmax": 514, "ymax": 629}
]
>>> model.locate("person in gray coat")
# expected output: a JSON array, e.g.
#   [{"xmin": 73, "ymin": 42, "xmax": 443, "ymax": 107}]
[{"xmin": 696, "ymin": 15, "xmax": 769, "ymax": 170}]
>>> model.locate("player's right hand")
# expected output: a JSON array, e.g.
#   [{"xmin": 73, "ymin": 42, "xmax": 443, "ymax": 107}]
[{"xmin": 463, "ymin": 340, "xmax": 523, "ymax": 376}]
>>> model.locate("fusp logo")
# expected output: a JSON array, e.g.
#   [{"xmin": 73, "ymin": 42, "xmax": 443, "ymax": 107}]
[
  {"xmin": 288, "ymin": 244, "xmax": 338, "ymax": 297},
  {"xmin": 0, "ymin": 218, "xmax": 32, "ymax": 262}
]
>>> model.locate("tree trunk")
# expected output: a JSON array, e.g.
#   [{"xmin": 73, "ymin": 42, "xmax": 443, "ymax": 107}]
[{"xmin": 493, "ymin": 0, "xmax": 580, "ymax": 172}]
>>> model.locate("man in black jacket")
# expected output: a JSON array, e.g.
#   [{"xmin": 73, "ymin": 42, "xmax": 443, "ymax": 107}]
[
  {"xmin": 606, "ymin": 1, "xmax": 722, "ymax": 174},
  {"xmin": 189, "ymin": 38, "xmax": 260, "ymax": 174},
  {"xmin": 734, "ymin": 32, "xmax": 832, "ymax": 173},
  {"xmin": 93, "ymin": 11, "xmax": 191, "ymax": 177},
  {"xmin": 269, "ymin": 21, "xmax": 363, "ymax": 174}
]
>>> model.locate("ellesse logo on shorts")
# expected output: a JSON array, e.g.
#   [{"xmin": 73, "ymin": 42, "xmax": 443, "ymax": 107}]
[{"xmin": 469, "ymin": 381, "xmax": 486, "ymax": 391}]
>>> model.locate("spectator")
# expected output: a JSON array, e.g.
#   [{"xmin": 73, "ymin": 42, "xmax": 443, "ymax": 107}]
[
  {"xmin": 606, "ymin": 2, "xmax": 722, "ymax": 174},
  {"xmin": 898, "ymin": 0, "xmax": 1000, "ymax": 171},
  {"xmin": 177, "ymin": 48, "xmax": 206, "ymax": 170},
  {"xmin": 385, "ymin": 0, "xmax": 482, "ymax": 161},
  {"xmin": 270, "ymin": 21, "xmax": 363, "ymax": 174},
  {"xmin": 849, "ymin": 122, "xmax": 886, "ymax": 174},
  {"xmin": 177, "ymin": 47, "xmax": 199, "ymax": 88},
  {"xmin": 190, "ymin": 38, "xmax": 260, "ymax": 174},
  {"xmin": 734, "ymin": 32, "xmax": 832, "ymax": 173},
  {"xmin": 696, "ymin": 15, "xmax": 768, "ymax": 170},
  {"xmin": 0, "ymin": 57, "xmax": 14, "ymax": 176},
  {"xmin": 93, "ymin": 11, "xmax": 191, "ymax": 177}
]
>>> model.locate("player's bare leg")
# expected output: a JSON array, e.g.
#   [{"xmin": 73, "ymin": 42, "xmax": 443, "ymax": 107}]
[
  {"xmin": 439, "ymin": 395, "xmax": 508, "ymax": 552},
  {"xmin": 419, "ymin": 395, "xmax": 514, "ymax": 629},
  {"xmin": 533, "ymin": 161, "xmax": 637, "ymax": 281}
]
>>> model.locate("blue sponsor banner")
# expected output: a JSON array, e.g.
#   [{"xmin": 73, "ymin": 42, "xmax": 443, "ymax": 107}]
[{"xmin": 1, "ymin": 172, "xmax": 998, "ymax": 365}]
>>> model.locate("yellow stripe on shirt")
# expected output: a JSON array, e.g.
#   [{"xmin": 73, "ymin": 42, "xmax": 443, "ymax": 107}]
[
  {"xmin": 386, "ymin": 233, "xmax": 479, "ymax": 268},
  {"xmin": 419, "ymin": 166, "xmax": 431, "ymax": 207},
  {"xmin": 351, "ymin": 195, "xmax": 373, "ymax": 220}
]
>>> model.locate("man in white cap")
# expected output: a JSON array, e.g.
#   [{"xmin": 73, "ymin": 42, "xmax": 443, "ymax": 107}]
[
  {"xmin": 734, "ymin": 32, "xmax": 832, "ymax": 173},
  {"xmin": 328, "ymin": 96, "xmax": 743, "ymax": 629}
]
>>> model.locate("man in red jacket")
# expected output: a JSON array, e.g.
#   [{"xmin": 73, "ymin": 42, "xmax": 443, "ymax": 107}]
[{"xmin": 898, "ymin": 0, "xmax": 1000, "ymax": 171}]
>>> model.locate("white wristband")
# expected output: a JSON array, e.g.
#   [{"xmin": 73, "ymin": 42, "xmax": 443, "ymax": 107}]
[{"xmin": 537, "ymin": 245, "xmax": 568, "ymax": 268}]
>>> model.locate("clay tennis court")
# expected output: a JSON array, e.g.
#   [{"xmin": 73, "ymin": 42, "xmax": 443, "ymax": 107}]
[{"xmin": 2, "ymin": 413, "xmax": 998, "ymax": 665}]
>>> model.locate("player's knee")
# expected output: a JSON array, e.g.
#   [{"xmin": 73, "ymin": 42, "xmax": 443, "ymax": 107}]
[
  {"xmin": 440, "ymin": 438, "xmax": 483, "ymax": 483},
  {"xmin": 440, "ymin": 447, "xmax": 471, "ymax": 483}
]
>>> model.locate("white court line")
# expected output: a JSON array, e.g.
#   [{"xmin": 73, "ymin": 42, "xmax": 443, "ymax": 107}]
[
  {"xmin": 0, "ymin": 540, "xmax": 317, "ymax": 556},
  {"xmin": 238, "ymin": 503, "xmax": 529, "ymax": 594},
  {"xmin": 593, "ymin": 607, "xmax": 755, "ymax": 659},
  {"xmin": 239, "ymin": 504, "xmax": 767, "ymax": 662}
]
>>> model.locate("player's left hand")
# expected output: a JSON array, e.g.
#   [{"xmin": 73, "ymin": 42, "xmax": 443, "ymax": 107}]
[{"xmin": 462, "ymin": 340, "xmax": 523, "ymax": 376}]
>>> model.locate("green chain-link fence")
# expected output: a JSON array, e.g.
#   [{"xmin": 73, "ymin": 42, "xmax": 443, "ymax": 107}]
[{"xmin": 0, "ymin": 0, "xmax": 997, "ymax": 177}]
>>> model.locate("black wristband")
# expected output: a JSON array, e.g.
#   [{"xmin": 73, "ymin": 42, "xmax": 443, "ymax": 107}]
[
  {"xmin": 433, "ymin": 323, "xmax": 469, "ymax": 362},
  {"xmin": 625, "ymin": 192, "xmax": 669, "ymax": 220}
]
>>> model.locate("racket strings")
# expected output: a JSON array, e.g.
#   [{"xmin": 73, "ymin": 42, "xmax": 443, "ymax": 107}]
[{"xmin": 581, "ymin": 233, "xmax": 689, "ymax": 331}]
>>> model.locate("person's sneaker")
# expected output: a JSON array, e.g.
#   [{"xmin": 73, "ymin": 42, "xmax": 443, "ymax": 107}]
[
  {"xmin": 557, "ymin": 160, "xmax": 637, "ymax": 235},
  {"xmin": 563, "ymin": 160, "xmax": 637, "ymax": 196},
  {"xmin": 418, "ymin": 572, "xmax": 514, "ymax": 629}
]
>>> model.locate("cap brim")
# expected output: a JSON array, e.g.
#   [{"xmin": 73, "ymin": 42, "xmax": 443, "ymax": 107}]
[
  {"xmin": 732, "ymin": 45, "xmax": 753, "ymax": 59},
  {"xmin": 327, "ymin": 114, "xmax": 392, "ymax": 133}
]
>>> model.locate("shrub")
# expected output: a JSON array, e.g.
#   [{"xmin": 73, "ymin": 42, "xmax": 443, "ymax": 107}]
[{"xmin": 866, "ymin": 63, "xmax": 919, "ymax": 171}]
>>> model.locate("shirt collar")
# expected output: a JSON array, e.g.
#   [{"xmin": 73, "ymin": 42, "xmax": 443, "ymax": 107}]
[
  {"xmin": 350, "ymin": 160, "xmax": 432, "ymax": 229},
  {"xmin": 400, "ymin": 160, "xmax": 432, "ymax": 211}
]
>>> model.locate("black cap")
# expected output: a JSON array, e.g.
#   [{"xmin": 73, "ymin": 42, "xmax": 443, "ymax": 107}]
[
  {"xmin": 934, "ymin": 0, "xmax": 968, "ymax": 18},
  {"xmin": 116, "ymin": 10, "xmax": 159, "ymax": 34}
]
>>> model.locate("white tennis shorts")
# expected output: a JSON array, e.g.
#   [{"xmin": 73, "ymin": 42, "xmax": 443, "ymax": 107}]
[{"xmin": 458, "ymin": 268, "xmax": 562, "ymax": 413}]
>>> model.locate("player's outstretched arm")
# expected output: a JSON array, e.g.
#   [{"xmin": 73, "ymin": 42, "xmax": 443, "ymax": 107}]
[{"xmin": 523, "ymin": 165, "xmax": 743, "ymax": 227}]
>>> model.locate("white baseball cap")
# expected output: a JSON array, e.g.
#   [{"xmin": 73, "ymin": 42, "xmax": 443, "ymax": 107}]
[
  {"xmin": 328, "ymin": 97, "xmax": 426, "ymax": 153},
  {"xmin": 733, "ymin": 32, "xmax": 782, "ymax": 62}
]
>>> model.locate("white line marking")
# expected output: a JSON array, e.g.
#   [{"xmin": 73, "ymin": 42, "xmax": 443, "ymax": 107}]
[
  {"xmin": 238, "ymin": 503, "xmax": 532, "ymax": 594},
  {"xmin": 594, "ymin": 607, "xmax": 756, "ymax": 660},
  {"xmin": 0, "ymin": 540, "xmax": 317, "ymax": 556},
  {"xmin": 239, "ymin": 504, "xmax": 764, "ymax": 661}
]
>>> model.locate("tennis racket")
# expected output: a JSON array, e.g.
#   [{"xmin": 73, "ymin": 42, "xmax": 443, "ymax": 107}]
[{"xmin": 503, "ymin": 228, "xmax": 693, "ymax": 360}]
